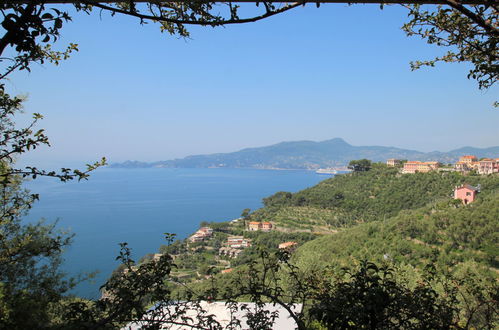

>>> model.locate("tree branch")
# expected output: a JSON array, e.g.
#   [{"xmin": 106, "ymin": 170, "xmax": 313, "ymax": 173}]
[
  {"xmin": 443, "ymin": 0, "xmax": 499, "ymax": 36},
  {"xmin": 83, "ymin": 1, "xmax": 304, "ymax": 26}
]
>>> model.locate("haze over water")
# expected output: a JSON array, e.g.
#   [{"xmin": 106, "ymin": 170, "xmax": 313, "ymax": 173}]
[{"xmin": 23, "ymin": 167, "xmax": 327, "ymax": 299}]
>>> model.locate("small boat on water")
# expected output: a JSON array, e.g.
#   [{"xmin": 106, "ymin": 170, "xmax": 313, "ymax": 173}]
[{"xmin": 315, "ymin": 168, "xmax": 337, "ymax": 175}]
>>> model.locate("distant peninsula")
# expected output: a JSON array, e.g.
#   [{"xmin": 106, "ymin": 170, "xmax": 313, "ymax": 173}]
[{"xmin": 110, "ymin": 138, "xmax": 499, "ymax": 170}]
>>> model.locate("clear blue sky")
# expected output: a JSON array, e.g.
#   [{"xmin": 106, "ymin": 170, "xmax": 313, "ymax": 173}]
[{"xmin": 5, "ymin": 4, "xmax": 498, "ymax": 167}]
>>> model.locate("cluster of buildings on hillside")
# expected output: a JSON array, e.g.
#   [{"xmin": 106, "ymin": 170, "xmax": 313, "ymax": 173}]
[
  {"xmin": 188, "ymin": 227, "xmax": 213, "ymax": 242},
  {"xmin": 188, "ymin": 221, "xmax": 277, "ymax": 258},
  {"xmin": 219, "ymin": 237, "xmax": 298, "ymax": 259},
  {"xmin": 454, "ymin": 155, "xmax": 499, "ymax": 174},
  {"xmin": 188, "ymin": 221, "xmax": 291, "ymax": 260},
  {"xmin": 219, "ymin": 236, "xmax": 252, "ymax": 258},
  {"xmin": 387, "ymin": 155, "xmax": 499, "ymax": 175},
  {"xmin": 218, "ymin": 237, "xmax": 298, "ymax": 258}
]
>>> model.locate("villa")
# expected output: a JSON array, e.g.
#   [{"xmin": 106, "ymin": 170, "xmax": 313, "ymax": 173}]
[
  {"xmin": 454, "ymin": 184, "xmax": 479, "ymax": 204},
  {"xmin": 402, "ymin": 161, "xmax": 440, "ymax": 174},
  {"xmin": 248, "ymin": 221, "xmax": 261, "ymax": 231},
  {"xmin": 248, "ymin": 221, "xmax": 273, "ymax": 231}
]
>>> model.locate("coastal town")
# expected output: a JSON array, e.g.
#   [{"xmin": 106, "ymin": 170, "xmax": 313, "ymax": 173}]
[{"xmin": 387, "ymin": 155, "xmax": 499, "ymax": 175}]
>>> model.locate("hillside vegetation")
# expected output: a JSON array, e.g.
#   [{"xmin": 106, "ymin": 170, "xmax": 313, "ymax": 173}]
[
  {"xmin": 253, "ymin": 164, "xmax": 499, "ymax": 231},
  {"xmin": 169, "ymin": 166, "xmax": 498, "ymax": 288},
  {"xmin": 293, "ymin": 190, "xmax": 499, "ymax": 275},
  {"xmin": 164, "ymin": 165, "xmax": 498, "ymax": 329}
]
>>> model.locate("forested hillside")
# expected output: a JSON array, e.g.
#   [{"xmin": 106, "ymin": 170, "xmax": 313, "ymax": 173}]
[
  {"xmin": 252, "ymin": 164, "xmax": 499, "ymax": 231},
  {"xmin": 293, "ymin": 190, "xmax": 499, "ymax": 275}
]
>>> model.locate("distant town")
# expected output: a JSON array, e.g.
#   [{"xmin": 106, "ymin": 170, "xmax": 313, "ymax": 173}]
[{"xmin": 387, "ymin": 155, "xmax": 499, "ymax": 175}]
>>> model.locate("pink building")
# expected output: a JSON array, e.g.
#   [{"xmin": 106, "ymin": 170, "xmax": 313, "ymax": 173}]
[
  {"xmin": 454, "ymin": 184, "xmax": 478, "ymax": 204},
  {"xmin": 478, "ymin": 158, "xmax": 499, "ymax": 175}
]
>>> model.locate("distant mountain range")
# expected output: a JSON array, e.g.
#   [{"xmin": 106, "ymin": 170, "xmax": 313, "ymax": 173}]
[{"xmin": 110, "ymin": 138, "xmax": 499, "ymax": 170}]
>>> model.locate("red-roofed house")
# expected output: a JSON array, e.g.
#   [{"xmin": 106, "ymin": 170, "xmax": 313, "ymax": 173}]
[
  {"xmin": 459, "ymin": 155, "xmax": 478, "ymax": 163},
  {"xmin": 248, "ymin": 221, "xmax": 274, "ymax": 231},
  {"xmin": 248, "ymin": 221, "xmax": 261, "ymax": 231},
  {"xmin": 261, "ymin": 222, "xmax": 273, "ymax": 232}
]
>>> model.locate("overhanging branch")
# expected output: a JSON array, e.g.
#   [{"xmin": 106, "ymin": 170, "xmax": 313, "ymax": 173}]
[
  {"xmin": 2, "ymin": 0, "xmax": 496, "ymax": 5},
  {"xmin": 443, "ymin": 0, "xmax": 499, "ymax": 36},
  {"xmin": 85, "ymin": 1, "xmax": 304, "ymax": 26}
]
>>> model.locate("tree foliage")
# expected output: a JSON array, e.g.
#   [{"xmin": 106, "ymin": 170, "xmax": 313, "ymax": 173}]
[
  {"xmin": 348, "ymin": 159, "xmax": 372, "ymax": 172},
  {"xmin": 63, "ymin": 244, "xmax": 497, "ymax": 329},
  {"xmin": 1, "ymin": 1, "xmax": 497, "ymax": 95},
  {"xmin": 0, "ymin": 89, "xmax": 105, "ymax": 328},
  {"xmin": 0, "ymin": 160, "xmax": 76, "ymax": 329},
  {"xmin": 403, "ymin": 3, "xmax": 498, "ymax": 94}
]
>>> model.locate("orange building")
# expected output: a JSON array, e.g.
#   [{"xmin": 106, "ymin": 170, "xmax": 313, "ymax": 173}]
[
  {"xmin": 459, "ymin": 155, "xmax": 478, "ymax": 164},
  {"xmin": 248, "ymin": 221, "xmax": 261, "ymax": 231},
  {"xmin": 402, "ymin": 161, "xmax": 440, "ymax": 174},
  {"xmin": 248, "ymin": 221, "xmax": 273, "ymax": 231},
  {"xmin": 455, "ymin": 155, "xmax": 479, "ymax": 173}
]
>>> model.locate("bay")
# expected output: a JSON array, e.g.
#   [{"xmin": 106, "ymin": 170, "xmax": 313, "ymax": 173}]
[{"xmin": 23, "ymin": 167, "xmax": 327, "ymax": 299}]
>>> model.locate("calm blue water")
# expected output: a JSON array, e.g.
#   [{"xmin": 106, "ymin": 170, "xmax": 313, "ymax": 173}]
[{"xmin": 23, "ymin": 167, "xmax": 326, "ymax": 299}]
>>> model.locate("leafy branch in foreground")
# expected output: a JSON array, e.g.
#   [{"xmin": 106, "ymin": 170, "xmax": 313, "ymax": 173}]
[
  {"xmin": 403, "ymin": 4, "xmax": 498, "ymax": 92},
  {"xmin": 2, "ymin": 2, "xmax": 497, "ymax": 98},
  {"xmin": 0, "ymin": 2, "xmax": 301, "ymax": 77},
  {"xmin": 0, "ymin": 85, "xmax": 107, "ymax": 184}
]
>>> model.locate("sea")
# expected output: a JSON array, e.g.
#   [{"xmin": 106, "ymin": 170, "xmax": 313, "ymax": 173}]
[{"xmin": 23, "ymin": 167, "xmax": 328, "ymax": 299}]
